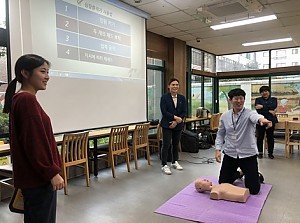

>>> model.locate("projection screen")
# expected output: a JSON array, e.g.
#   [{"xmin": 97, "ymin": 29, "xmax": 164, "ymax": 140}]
[{"xmin": 9, "ymin": 0, "xmax": 148, "ymax": 133}]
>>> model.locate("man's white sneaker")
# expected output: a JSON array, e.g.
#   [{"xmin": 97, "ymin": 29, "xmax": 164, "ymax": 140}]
[
  {"xmin": 162, "ymin": 165, "xmax": 172, "ymax": 175},
  {"xmin": 171, "ymin": 161, "xmax": 183, "ymax": 170}
]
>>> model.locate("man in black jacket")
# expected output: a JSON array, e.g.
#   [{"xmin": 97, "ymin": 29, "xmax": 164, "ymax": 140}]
[
  {"xmin": 160, "ymin": 78, "xmax": 187, "ymax": 175},
  {"xmin": 255, "ymin": 86, "xmax": 278, "ymax": 159}
]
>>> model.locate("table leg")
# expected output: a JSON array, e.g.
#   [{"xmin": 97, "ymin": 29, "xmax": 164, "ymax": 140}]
[{"xmin": 93, "ymin": 138, "xmax": 98, "ymax": 177}]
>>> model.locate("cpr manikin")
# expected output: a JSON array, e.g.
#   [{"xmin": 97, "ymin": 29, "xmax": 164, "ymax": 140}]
[{"xmin": 194, "ymin": 178, "xmax": 250, "ymax": 203}]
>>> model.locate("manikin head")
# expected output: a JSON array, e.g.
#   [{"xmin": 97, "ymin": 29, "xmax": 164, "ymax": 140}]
[{"xmin": 194, "ymin": 178, "xmax": 212, "ymax": 193}]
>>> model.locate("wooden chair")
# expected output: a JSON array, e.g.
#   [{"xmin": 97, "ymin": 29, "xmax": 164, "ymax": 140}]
[
  {"xmin": 0, "ymin": 164, "xmax": 13, "ymax": 200},
  {"xmin": 97, "ymin": 126, "xmax": 130, "ymax": 178},
  {"xmin": 148, "ymin": 124, "xmax": 162, "ymax": 154},
  {"xmin": 61, "ymin": 131, "xmax": 90, "ymax": 195},
  {"xmin": 210, "ymin": 113, "xmax": 221, "ymax": 131},
  {"xmin": 131, "ymin": 123, "xmax": 150, "ymax": 170},
  {"xmin": 202, "ymin": 113, "xmax": 220, "ymax": 144},
  {"xmin": 274, "ymin": 121, "xmax": 287, "ymax": 144},
  {"xmin": 199, "ymin": 113, "xmax": 220, "ymax": 131},
  {"xmin": 285, "ymin": 121, "xmax": 300, "ymax": 158}
]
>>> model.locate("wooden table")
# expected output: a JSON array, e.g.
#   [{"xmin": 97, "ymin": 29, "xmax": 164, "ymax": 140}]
[
  {"xmin": 185, "ymin": 116, "xmax": 211, "ymax": 123},
  {"xmin": 184, "ymin": 116, "xmax": 211, "ymax": 131},
  {"xmin": 0, "ymin": 144, "xmax": 10, "ymax": 157}
]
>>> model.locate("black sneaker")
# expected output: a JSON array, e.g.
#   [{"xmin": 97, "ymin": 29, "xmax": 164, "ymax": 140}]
[
  {"xmin": 258, "ymin": 172, "xmax": 264, "ymax": 183},
  {"xmin": 268, "ymin": 154, "xmax": 274, "ymax": 159},
  {"xmin": 258, "ymin": 154, "xmax": 263, "ymax": 159},
  {"xmin": 234, "ymin": 170, "xmax": 244, "ymax": 180}
]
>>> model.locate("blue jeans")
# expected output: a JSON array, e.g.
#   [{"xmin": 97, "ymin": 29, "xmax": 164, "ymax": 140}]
[{"xmin": 161, "ymin": 128, "xmax": 182, "ymax": 166}]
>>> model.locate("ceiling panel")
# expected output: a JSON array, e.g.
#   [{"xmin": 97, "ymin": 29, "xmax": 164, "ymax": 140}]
[
  {"xmin": 164, "ymin": 0, "xmax": 219, "ymax": 10},
  {"xmin": 137, "ymin": 0, "xmax": 179, "ymax": 17},
  {"xmin": 269, "ymin": 0, "xmax": 300, "ymax": 13},
  {"xmin": 163, "ymin": 31, "xmax": 188, "ymax": 38},
  {"xmin": 172, "ymin": 20, "xmax": 208, "ymax": 30},
  {"xmin": 120, "ymin": 0, "xmax": 300, "ymax": 55},
  {"xmin": 146, "ymin": 18, "xmax": 166, "ymax": 29},
  {"xmin": 153, "ymin": 11, "xmax": 194, "ymax": 24},
  {"xmin": 148, "ymin": 25, "xmax": 180, "ymax": 34}
]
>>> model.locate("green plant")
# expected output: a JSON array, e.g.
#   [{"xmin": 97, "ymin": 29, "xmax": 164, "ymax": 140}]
[{"xmin": 0, "ymin": 112, "xmax": 9, "ymax": 133}]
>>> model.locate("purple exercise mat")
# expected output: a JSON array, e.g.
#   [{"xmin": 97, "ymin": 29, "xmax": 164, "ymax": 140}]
[{"xmin": 155, "ymin": 176, "xmax": 272, "ymax": 223}]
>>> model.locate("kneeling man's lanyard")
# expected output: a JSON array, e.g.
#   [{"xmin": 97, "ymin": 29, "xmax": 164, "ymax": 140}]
[{"xmin": 232, "ymin": 108, "xmax": 245, "ymax": 131}]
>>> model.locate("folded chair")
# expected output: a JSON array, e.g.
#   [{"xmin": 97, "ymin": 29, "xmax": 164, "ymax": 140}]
[
  {"xmin": 61, "ymin": 131, "xmax": 90, "ymax": 195},
  {"xmin": 131, "ymin": 123, "xmax": 150, "ymax": 169},
  {"xmin": 96, "ymin": 126, "xmax": 130, "ymax": 178}
]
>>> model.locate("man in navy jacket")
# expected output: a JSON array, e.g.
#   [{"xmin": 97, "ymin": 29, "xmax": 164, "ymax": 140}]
[
  {"xmin": 160, "ymin": 78, "xmax": 187, "ymax": 175},
  {"xmin": 255, "ymin": 86, "xmax": 278, "ymax": 159}
]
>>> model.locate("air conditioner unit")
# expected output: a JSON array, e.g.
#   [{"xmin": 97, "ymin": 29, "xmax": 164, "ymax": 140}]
[{"xmin": 196, "ymin": 0, "xmax": 263, "ymax": 18}]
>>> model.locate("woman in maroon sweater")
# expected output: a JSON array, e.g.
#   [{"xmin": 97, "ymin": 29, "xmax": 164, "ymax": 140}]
[{"xmin": 4, "ymin": 54, "xmax": 64, "ymax": 223}]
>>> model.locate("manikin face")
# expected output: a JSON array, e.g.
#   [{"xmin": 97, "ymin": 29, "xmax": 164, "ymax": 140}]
[
  {"xmin": 168, "ymin": 80, "xmax": 179, "ymax": 95},
  {"xmin": 23, "ymin": 62, "xmax": 50, "ymax": 94},
  {"xmin": 230, "ymin": 96, "xmax": 245, "ymax": 113},
  {"xmin": 195, "ymin": 179, "xmax": 212, "ymax": 193},
  {"xmin": 260, "ymin": 90, "xmax": 270, "ymax": 99}
]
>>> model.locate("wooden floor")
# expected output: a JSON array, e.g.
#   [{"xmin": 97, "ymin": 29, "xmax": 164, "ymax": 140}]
[{"xmin": 0, "ymin": 144, "xmax": 300, "ymax": 223}]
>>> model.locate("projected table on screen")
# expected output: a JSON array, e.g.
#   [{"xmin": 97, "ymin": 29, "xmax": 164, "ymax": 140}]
[{"xmin": 55, "ymin": 0, "xmax": 131, "ymax": 68}]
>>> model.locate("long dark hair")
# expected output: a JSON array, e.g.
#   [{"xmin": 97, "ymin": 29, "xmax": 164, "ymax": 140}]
[{"xmin": 3, "ymin": 54, "xmax": 50, "ymax": 113}]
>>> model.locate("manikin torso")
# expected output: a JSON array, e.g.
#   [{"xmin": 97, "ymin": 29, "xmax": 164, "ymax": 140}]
[{"xmin": 195, "ymin": 179, "xmax": 250, "ymax": 203}]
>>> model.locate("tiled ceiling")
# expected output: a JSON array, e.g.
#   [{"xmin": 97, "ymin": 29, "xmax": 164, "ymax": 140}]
[{"xmin": 120, "ymin": 0, "xmax": 300, "ymax": 55}]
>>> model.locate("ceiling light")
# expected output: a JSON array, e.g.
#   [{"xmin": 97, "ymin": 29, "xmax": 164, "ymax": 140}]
[
  {"xmin": 242, "ymin": 38, "xmax": 293, "ymax": 46},
  {"xmin": 210, "ymin": 14, "xmax": 277, "ymax": 30}
]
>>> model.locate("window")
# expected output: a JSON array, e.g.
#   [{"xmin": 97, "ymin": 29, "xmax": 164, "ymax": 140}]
[
  {"xmin": 276, "ymin": 63, "xmax": 286, "ymax": 68},
  {"xmin": 204, "ymin": 77, "xmax": 213, "ymax": 113},
  {"xmin": 147, "ymin": 57, "xmax": 164, "ymax": 121},
  {"xmin": 204, "ymin": 52, "xmax": 216, "ymax": 72},
  {"xmin": 191, "ymin": 75, "xmax": 202, "ymax": 117},
  {"xmin": 191, "ymin": 48, "xmax": 202, "ymax": 70},
  {"xmin": 216, "ymin": 51, "xmax": 268, "ymax": 72},
  {"xmin": 271, "ymin": 47, "xmax": 300, "ymax": 68},
  {"xmin": 271, "ymin": 74, "xmax": 300, "ymax": 116},
  {"xmin": 0, "ymin": 0, "xmax": 5, "ymax": 29},
  {"xmin": 147, "ymin": 57, "xmax": 163, "ymax": 66},
  {"xmin": 292, "ymin": 49, "xmax": 299, "ymax": 54},
  {"xmin": 218, "ymin": 77, "xmax": 269, "ymax": 113},
  {"xmin": 0, "ymin": 0, "xmax": 8, "ymax": 135},
  {"xmin": 263, "ymin": 64, "xmax": 269, "ymax": 69},
  {"xmin": 275, "ymin": 50, "xmax": 286, "ymax": 57}
]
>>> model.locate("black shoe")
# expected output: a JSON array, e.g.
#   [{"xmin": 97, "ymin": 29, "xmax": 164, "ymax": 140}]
[
  {"xmin": 258, "ymin": 154, "xmax": 263, "ymax": 159},
  {"xmin": 268, "ymin": 154, "xmax": 274, "ymax": 159},
  {"xmin": 258, "ymin": 172, "xmax": 264, "ymax": 183},
  {"xmin": 234, "ymin": 170, "xmax": 244, "ymax": 180}
]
